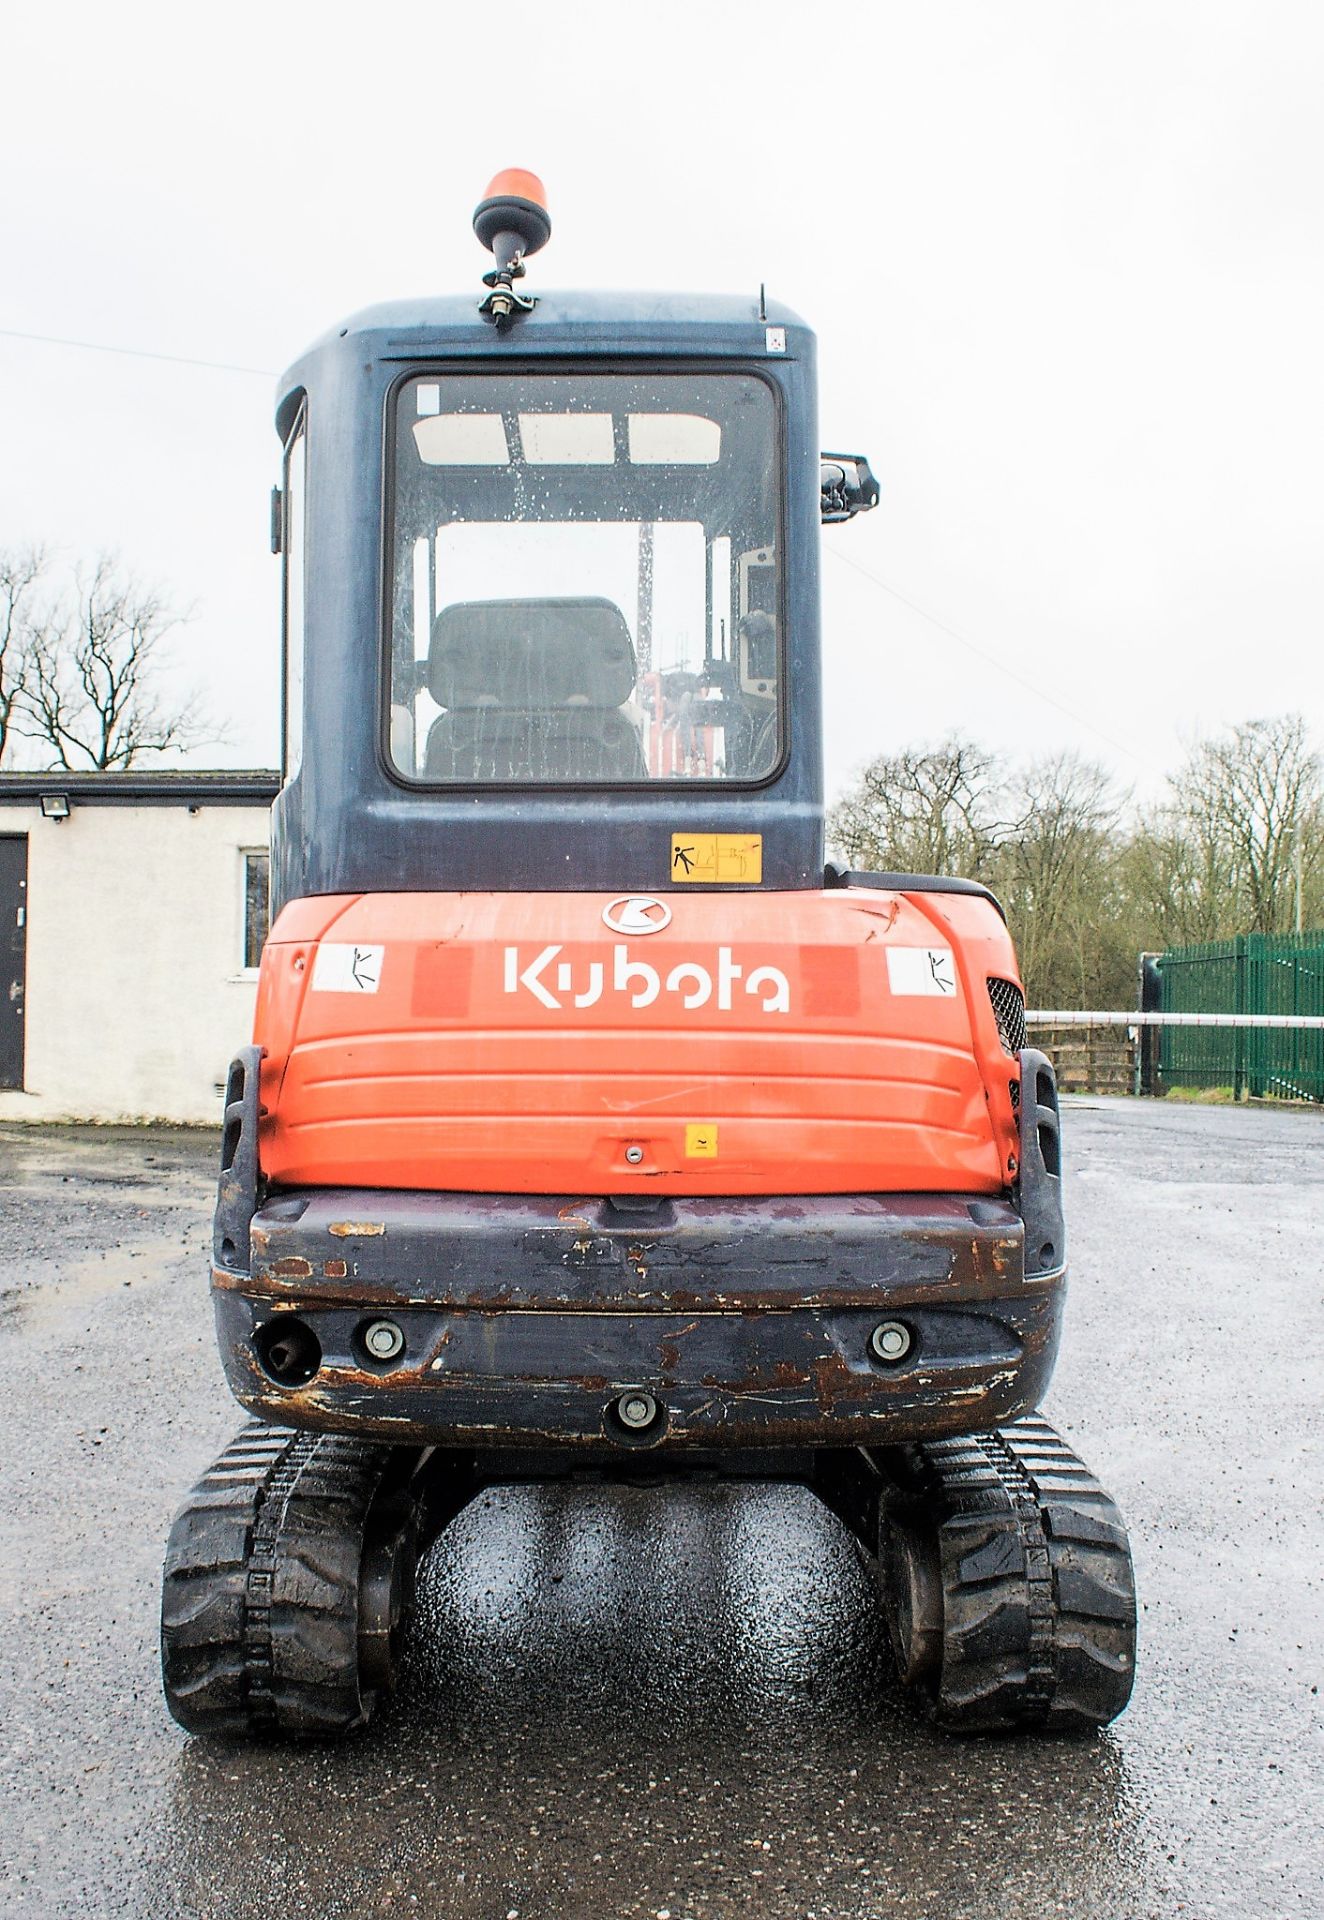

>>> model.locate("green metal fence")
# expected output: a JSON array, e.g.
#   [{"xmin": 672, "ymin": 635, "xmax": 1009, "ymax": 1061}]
[{"xmin": 1158, "ymin": 931, "xmax": 1324, "ymax": 1100}]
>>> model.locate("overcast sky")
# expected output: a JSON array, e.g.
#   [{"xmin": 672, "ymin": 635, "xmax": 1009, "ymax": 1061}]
[{"xmin": 2, "ymin": 1, "xmax": 1319, "ymax": 803}]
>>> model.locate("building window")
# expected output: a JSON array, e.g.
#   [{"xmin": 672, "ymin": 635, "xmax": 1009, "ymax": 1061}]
[{"xmin": 243, "ymin": 852, "xmax": 270, "ymax": 971}]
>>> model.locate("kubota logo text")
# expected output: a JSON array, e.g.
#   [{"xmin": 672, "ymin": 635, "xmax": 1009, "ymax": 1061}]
[{"xmin": 503, "ymin": 944, "xmax": 791, "ymax": 1013}]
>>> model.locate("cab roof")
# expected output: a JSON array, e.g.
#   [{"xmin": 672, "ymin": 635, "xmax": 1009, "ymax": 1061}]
[{"xmin": 276, "ymin": 291, "xmax": 811, "ymax": 435}]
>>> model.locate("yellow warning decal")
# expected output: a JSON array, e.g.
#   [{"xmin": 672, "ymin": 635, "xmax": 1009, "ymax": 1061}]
[
  {"xmin": 670, "ymin": 834, "xmax": 763, "ymax": 884},
  {"xmin": 685, "ymin": 1123, "xmax": 719, "ymax": 1159}
]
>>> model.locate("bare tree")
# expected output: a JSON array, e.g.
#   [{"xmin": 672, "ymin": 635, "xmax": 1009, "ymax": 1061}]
[
  {"xmin": 829, "ymin": 739, "xmax": 1137, "ymax": 1007},
  {"xmin": 824, "ymin": 717, "xmax": 1324, "ymax": 1012},
  {"xmin": 1120, "ymin": 818, "xmax": 1227, "ymax": 949},
  {"xmin": 992, "ymin": 754, "xmax": 1129, "ymax": 1007},
  {"xmin": 0, "ymin": 547, "xmax": 44, "ymax": 767},
  {"xmin": 11, "ymin": 556, "xmax": 212, "ymax": 770},
  {"xmin": 1144, "ymin": 716, "xmax": 1324, "ymax": 939},
  {"xmin": 828, "ymin": 736, "xmax": 1008, "ymax": 877}
]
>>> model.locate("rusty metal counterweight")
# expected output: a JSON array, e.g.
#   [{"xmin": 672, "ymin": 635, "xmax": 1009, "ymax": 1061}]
[{"xmin": 161, "ymin": 1416, "xmax": 1135, "ymax": 1738}]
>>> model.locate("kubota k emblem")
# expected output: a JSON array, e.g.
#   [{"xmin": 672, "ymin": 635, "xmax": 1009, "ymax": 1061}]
[{"xmin": 601, "ymin": 896, "xmax": 672, "ymax": 936}]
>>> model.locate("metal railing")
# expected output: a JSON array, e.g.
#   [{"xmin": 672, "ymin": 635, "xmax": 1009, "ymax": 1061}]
[
  {"xmin": 1026, "ymin": 1007, "xmax": 1324, "ymax": 1097},
  {"xmin": 1153, "ymin": 931, "xmax": 1324, "ymax": 1099},
  {"xmin": 1028, "ymin": 1011, "xmax": 1324, "ymax": 1029}
]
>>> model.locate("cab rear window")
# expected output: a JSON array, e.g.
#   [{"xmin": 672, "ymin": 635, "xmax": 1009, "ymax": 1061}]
[{"xmin": 386, "ymin": 372, "xmax": 781, "ymax": 785}]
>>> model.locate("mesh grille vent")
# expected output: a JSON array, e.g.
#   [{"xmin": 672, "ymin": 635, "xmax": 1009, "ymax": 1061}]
[{"xmin": 987, "ymin": 977, "xmax": 1027, "ymax": 1056}]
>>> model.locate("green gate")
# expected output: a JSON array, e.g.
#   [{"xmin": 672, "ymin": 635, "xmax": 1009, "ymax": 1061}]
[{"xmin": 1158, "ymin": 931, "xmax": 1324, "ymax": 1100}]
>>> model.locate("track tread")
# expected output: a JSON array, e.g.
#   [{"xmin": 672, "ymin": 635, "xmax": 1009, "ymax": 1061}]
[
  {"xmin": 882, "ymin": 1416, "xmax": 1136, "ymax": 1734},
  {"xmin": 160, "ymin": 1422, "xmax": 407, "ymax": 1738}
]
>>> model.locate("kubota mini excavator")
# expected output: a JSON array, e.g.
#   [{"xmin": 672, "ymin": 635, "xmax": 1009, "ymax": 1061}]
[{"xmin": 161, "ymin": 172, "xmax": 1136, "ymax": 1738}]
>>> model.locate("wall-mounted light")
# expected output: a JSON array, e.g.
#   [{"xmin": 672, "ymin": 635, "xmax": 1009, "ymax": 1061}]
[{"xmin": 39, "ymin": 793, "xmax": 71, "ymax": 822}]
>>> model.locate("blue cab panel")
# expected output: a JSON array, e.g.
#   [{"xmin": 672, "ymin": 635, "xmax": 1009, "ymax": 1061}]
[{"xmin": 273, "ymin": 292, "xmax": 822, "ymax": 912}]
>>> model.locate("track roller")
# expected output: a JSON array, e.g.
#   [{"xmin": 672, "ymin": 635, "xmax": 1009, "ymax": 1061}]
[
  {"xmin": 161, "ymin": 1423, "xmax": 471, "ymax": 1738},
  {"xmin": 876, "ymin": 1416, "xmax": 1136, "ymax": 1733}
]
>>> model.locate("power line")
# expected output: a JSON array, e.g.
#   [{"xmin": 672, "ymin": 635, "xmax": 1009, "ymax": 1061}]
[
  {"xmin": 0, "ymin": 321, "xmax": 1158, "ymax": 777},
  {"xmin": 825, "ymin": 540, "xmax": 1148, "ymax": 770},
  {"xmin": 0, "ymin": 325, "xmax": 275, "ymax": 378}
]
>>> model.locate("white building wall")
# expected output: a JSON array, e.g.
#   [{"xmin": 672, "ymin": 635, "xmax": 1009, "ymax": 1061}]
[{"xmin": 0, "ymin": 802, "xmax": 269, "ymax": 1124}]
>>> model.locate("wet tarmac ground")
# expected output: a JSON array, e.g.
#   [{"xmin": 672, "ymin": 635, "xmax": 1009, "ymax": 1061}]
[{"xmin": 0, "ymin": 1100, "xmax": 1321, "ymax": 1919}]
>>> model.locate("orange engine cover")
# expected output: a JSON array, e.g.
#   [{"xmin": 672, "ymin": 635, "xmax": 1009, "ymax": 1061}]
[{"xmin": 253, "ymin": 889, "xmax": 1023, "ymax": 1196}]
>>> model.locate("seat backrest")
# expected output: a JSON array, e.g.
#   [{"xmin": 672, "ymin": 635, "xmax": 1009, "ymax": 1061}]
[
  {"xmin": 428, "ymin": 597, "xmax": 637, "ymax": 712},
  {"xmin": 423, "ymin": 598, "xmax": 645, "ymax": 781}
]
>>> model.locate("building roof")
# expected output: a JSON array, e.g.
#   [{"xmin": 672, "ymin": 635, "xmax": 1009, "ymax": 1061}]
[{"xmin": 0, "ymin": 769, "xmax": 280, "ymax": 807}]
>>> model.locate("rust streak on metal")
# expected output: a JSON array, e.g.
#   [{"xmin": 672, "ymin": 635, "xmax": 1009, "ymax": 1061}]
[
  {"xmin": 323, "ymin": 1258, "xmax": 349, "ymax": 1278},
  {"xmin": 768, "ymin": 1358, "xmax": 811, "ymax": 1386},
  {"xmin": 328, "ymin": 1221, "xmax": 386, "ymax": 1238},
  {"xmin": 811, "ymin": 1353, "xmax": 855, "ymax": 1408},
  {"xmin": 271, "ymin": 1256, "xmax": 314, "ymax": 1278}
]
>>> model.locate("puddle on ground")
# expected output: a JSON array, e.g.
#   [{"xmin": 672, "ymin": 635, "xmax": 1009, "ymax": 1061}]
[{"xmin": 0, "ymin": 1238, "xmax": 189, "ymax": 1335}]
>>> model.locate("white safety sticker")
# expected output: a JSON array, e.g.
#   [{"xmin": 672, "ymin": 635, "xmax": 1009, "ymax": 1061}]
[
  {"xmin": 765, "ymin": 326, "xmax": 786, "ymax": 354},
  {"xmin": 311, "ymin": 943, "xmax": 384, "ymax": 993},
  {"xmin": 886, "ymin": 946, "xmax": 958, "ymax": 997}
]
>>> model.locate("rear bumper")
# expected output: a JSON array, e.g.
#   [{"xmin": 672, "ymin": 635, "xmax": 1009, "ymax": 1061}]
[{"xmin": 213, "ymin": 1188, "xmax": 1065, "ymax": 1449}]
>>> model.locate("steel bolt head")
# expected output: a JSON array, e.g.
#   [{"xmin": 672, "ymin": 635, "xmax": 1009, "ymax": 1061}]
[
  {"xmin": 364, "ymin": 1319, "xmax": 405, "ymax": 1361},
  {"xmin": 870, "ymin": 1320, "xmax": 912, "ymax": 1364},
  {"xmin": 617, "ymin": 1391, "xmax": 658, "ymax": 1430}
]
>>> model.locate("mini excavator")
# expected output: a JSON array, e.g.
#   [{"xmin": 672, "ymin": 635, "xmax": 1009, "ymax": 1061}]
[{"xmin": 161, "ymin": 172, "xmax": 1136, "ymax": 1737}]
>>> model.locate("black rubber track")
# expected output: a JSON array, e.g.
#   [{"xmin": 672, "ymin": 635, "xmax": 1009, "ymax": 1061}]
[
  {"xmin": 880, "ymin": 1416, "xmax": 1137, "ymax": 1733},
  {"xmin": 161, "ymin": 1423, "xmax": 411, "ymax": 1738}
]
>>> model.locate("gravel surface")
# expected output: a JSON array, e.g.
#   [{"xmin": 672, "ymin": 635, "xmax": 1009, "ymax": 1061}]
[{"xmin": 0, "ymin": 1100, "xmax": 1320, "ymax": 1919}]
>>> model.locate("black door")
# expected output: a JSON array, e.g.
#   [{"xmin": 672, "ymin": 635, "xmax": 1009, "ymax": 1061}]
[{"xmin": 0, "ymin": 835, "xmax": 26, "ymax": 1090}]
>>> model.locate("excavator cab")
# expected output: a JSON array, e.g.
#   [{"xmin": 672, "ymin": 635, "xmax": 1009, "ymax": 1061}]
[{"xmin": 161, "ymin": 174, "xmax": 1136, "ymax": 1741}]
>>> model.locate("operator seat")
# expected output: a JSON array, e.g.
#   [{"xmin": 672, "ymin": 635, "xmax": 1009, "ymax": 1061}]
[{"xmin": 424, "ymin": 597, "xmax": 648, "ymax": 783}]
